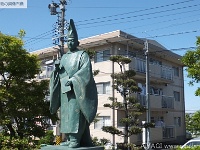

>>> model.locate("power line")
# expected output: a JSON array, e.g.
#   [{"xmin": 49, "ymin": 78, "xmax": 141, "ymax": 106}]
[
  {"xmin": 26, "ymin": 0, "xmax": 200, "ymax": 51},
  {"xmin": 77, "ymin": 3, "xmax": 200, "ymax": 27},
  {"xmin": 25, "ymin": 29, "xmax": 53, "ymax": 44},
  {"xmin": 146, "ymin": 29, "xmax": 200, "ymax": 38},
  {"xmin": 123, "ymin": 10, "xmax": 200, "ymax": 31},
  {"xmin": 74, "ymin": 0, "xmax": 196, "ymax": 23},
  {"xmin": 26, "ymin": 7, "xmax": 200, "ymax": 49},
  {"xmin": 77, "ymin": 9, "xmax": 200, "ymax": 30}
]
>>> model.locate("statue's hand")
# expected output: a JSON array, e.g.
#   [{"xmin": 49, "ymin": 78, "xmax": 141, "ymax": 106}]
[{"xmin": 65, "ymin": 80, "xmax": 72, "ymax": 86}]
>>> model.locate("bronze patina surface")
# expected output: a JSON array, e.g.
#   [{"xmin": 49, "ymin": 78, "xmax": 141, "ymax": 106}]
[{"xmin": 49, "ymin": 19, "xmax": 98, "ymax": 148}]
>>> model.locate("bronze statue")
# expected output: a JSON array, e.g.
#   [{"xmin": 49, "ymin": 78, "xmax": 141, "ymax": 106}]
[{"xmin": 49, "ymin": 19, "xmax": 98, "ymax": 148}]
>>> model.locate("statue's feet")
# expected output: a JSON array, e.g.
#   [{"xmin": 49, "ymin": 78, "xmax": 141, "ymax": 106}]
[
  {"xmin": 69, "ymin": 141, "xmax": 79, "ymax": 148},
  {"xmin": 60, "ymin": 141, "xmax": 70, "ymax": 146}
]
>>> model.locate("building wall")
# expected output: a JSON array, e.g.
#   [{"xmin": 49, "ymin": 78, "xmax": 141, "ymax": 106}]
[{"xmin": 90, "ymin": 42, "xmax": 185, "ymax": 145}]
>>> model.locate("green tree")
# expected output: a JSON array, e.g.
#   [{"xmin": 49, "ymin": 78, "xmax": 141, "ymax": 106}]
[
  {"xmin": 182, "ymin": 37, "xmax": 200, "ymax": 96},
  {"xmin": 186, "ymin": 111, "xmax": 200, "ymax": 136},
  {"xmin": 185, "ymin": 113, "xmax": 193, "ymax": 133},
  {"xmin": 0, "ymin": 32, "xmax": 58, "ymax": 140},
  {"xmin": 102, "ymin": 55, "xmax": 147, "ymax": 150}
]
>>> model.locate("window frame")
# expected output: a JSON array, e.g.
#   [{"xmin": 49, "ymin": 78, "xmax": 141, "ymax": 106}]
[
  {"xmin": 94, "ymin": 116, "xmax": 111, "ymax": 129},
  {"xmin": 96, "ymin": 82, "xmax": 110, "ymax": 94},
  {"xmin": 94, "ymin": 50, "xmax": 110, "ymax": 63},
  {"xmin": 174, "ymin": 91, "xmax": 180, "ymax": 101}
]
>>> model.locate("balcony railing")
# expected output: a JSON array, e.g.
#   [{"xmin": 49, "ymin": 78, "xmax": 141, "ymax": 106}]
[
  {"xmin": 132, "ymin": 58, "xmax": 173, "ymax": 81},
  {"xmin": 137, "ymin": 94, "xmax": 174, "ymax": 109}
]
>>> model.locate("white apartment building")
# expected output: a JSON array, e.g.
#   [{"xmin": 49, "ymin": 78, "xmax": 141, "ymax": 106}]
[{"xmin": 32, "ymin": 30, "xmax": 186, "ymax": 145}]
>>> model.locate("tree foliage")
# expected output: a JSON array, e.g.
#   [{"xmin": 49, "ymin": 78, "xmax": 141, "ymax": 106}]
[
  {"xmin": 0, "ymin": 32, "xmax": 58, "ymax": 140},
  {"xmin": 102, "ymin": 55, "xmax": 148, "ymax": 149},
  {"xmin": 185, "ymin": 111, "xmax": 200, "ymax": 136},
  {"xmin": 182, "ymin": 37, "xmax": 200, "ymax": 96}
]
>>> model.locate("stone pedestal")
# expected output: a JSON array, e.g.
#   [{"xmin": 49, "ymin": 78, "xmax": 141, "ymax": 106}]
[{"xmin": 40, "ymin": 145, "xmax": 104, "ymax": 150}]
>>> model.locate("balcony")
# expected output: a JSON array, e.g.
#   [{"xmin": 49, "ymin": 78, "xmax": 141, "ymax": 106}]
[
  {"xmin": 137, "ymin": 94, "xmax": 174, "ymax": 110},
  {"xmin": 130, "ymin": 58, "xmax": 173, "ymax": 82}
]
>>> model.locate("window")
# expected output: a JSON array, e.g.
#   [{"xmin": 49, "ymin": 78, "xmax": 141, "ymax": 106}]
[
  {"xmin": 151, "ymin": 117, "xmax": 155, "ymax": 123},
  {"xmin": 96, "ymin": 82, "xmax": 110, "ymax": 94},
  {"xmin": 163, "ymin": 127, "xmax": 174, "ymax": 138},
  {"xmin": 118, "ymin": 49, "xmax": 136, "ymax": 58},
  {"xmin": 46, "ymin": 65, "xmax": 54, "ymax": 78},
  {"xmin": 95, "ymin": 50, "xmax": 110, "ymax": 63},
  {"xmin": 173, "ymin": 67, "xmax": 179, "ymax": 77},
  {"xmin": 150, "ymin": 86, "xmax": 163, "ymax": 95},
  {"xmin": 94, "ymin": 116, "xmax": 111, "ymax": 129},
  {"xmin": 39, "ymin": 65, "xmax": 54, "ymax": 79},
  {"xmin": 174, "ymin": 91, "xmax": 180, "ymax": 101},
  {"xmin": 136, "ymin": 58, "xmax": 146, "ymax": 73},
  {"xmin": 155, "ymin": 116, "xmax": 165, "ymax": 127},
  {"xmin": 174, "ymin": 117, "xmax": 181, "ymax": 126},
  {"xmin": 149, "ymin": 58, "xmax": 162, "ymax": 65},
  {"xmin": 161, "ymin": 66, "xmax": 173, "ymax": 80}
]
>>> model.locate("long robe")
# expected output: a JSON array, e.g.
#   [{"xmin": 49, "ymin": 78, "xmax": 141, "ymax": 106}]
[{"xmin": 49, "ymin": 50, "xmax": 98, "ymax": 133}]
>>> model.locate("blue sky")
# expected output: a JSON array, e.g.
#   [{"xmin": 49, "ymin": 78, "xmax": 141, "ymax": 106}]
[{"xmin": 0, "ymin": 0, "xmax": 200, "ymax": 112}]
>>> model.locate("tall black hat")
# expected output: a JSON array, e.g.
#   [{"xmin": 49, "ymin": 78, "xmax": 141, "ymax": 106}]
[{"xmin": 67, "ymin": 19, "xmax": 78, "ymax": 41}]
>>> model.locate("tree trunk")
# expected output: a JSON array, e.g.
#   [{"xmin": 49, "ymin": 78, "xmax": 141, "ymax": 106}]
[
  {"xmin": 6, "ymin": 123, "xmax": 16, "ymax": 139},
  {"xmin": 123, "ymin": 93, "xmax": 129, "ymax": 150}
]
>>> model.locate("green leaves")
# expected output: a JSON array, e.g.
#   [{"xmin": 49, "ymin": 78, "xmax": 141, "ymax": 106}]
[
  {"xmin": 0, "ymin": 34, "xmax": 40, "ymax": 81},
  {"xmin": 110, "ymin": 55, "xmax": 131, "ymax": 64},
  {"xmin": 186, "ymin": 111, "xmax": 200, "ymax": 136},
  {"xmin": 128, "ymin": 126, "xmax": 142, "ymax": 135},
  {"xmin": 182, "ymin": 37, "xmax": 200, "ymax": 96},
  {"xmin": 0, "ymin": 32, "xmax": 58, "ymax": 139},
  {"xmin": 102, "ymin": 126, "xmax": 122, "ymax": 135}
]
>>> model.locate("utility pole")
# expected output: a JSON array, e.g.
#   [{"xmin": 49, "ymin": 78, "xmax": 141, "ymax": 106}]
[
  {"xmin": 48, "ymin": 0, "xmax": 67, "ymax": 58},
  {"xmin": 111, "ymin": 46, "xmax": 115, "ymax": 149},
  {"xmin": 48, "ymin": 0, "xmax": 67, "ymax": 144},
  {"xmin": 144, "ymin": 40, "xmax": 151, "ymax": 150}
]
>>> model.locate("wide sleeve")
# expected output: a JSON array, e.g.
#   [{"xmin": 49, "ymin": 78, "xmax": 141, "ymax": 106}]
[
  {"xmin": 70, "ymin": 51, "xmax": 92, "ymax": 98},
  {"xmin": 70, "ymin": 51, "xmax": 98, "ymax": 123},
  {"xmin": 49, "ymin": 69, "xmax": 61, "ymax": 114}
]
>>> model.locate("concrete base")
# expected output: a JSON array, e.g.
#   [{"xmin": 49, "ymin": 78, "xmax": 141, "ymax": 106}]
[{"xmin": 40, "ymin": 145, "xmax": 104, "ymax": 150}]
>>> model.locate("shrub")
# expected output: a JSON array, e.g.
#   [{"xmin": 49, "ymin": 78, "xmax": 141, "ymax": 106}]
[
  {"xmin": 39, "ymin": 130, "xmax": 55, "ymax": 145},
  {"xmin": 0, "ymin": 135, "xmax": 39, "ymax": 150}
]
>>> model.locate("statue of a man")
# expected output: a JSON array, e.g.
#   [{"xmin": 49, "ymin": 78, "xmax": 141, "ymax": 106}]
[{"xmin": 49, "ymin": 19, "xmax": 98, "ymax": 148}]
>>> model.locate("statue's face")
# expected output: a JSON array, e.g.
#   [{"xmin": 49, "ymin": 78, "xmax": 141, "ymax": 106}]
[{"xmin": 67, "ymin": 38, "xmax": 78, "ymax": 51}]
